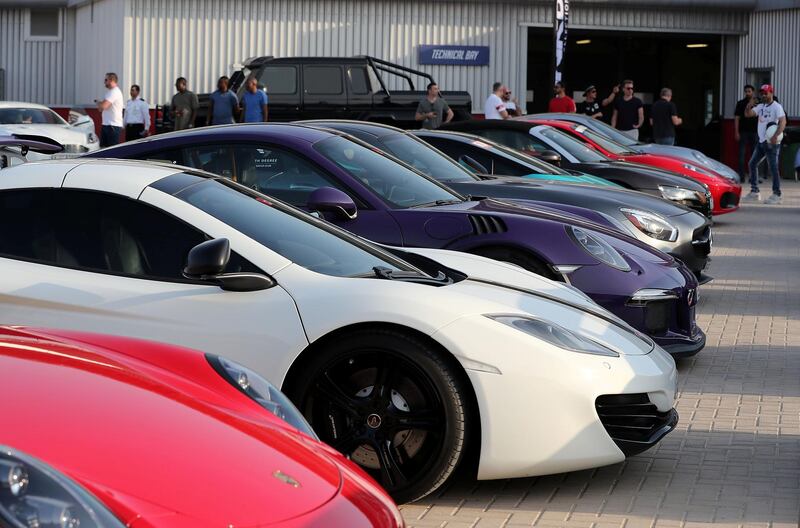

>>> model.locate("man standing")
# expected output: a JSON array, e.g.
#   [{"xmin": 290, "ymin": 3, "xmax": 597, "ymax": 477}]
[
  {"xmin": 611, "ymin": 80, "xmax": 644, "ymax": 140},
  {"xmin": 171, "ymin": 77, "xmax": 199, "ymax": 131},
  {"xmin": 649, "ymin": 88, "xmax": 682, "ymax": 146},
  {"xmin": 576, "ymin": 85, "xmax": 602, "ymax": 119},
  {"xmin": 484, "ymin": 83, "xmax": 510, "ymax": 120},
  {"xmin": 502, "ymin": 89, "xmax": 522, "ymax": 117},
  {"xmin": 743, "ymin": 84, "xmax": 786, "ymax": 204},
  {"xmin": 123, "ymin": 84, "xmax": 150, "ymax": 141},
  {"xmin": 96, "ymin": 72, "xmax": 124, "ymax": 147},
  {"xmin": 240, "ymin": 76, "xmax": 269, "ymax": 123},
  {"xmin": 415, "ymin": 82, "xmax": 454, "ymax": 129},
  {"xmin": 548, "ymin": 82, "xmax": 576, "ymax": 113},
  {"xmin": 734, "ymin": 84, "xmax": 758, "ymax": 183},
  {"xmin": 207, "ymin": 76, "xmax": 239, "ymax": 126}
]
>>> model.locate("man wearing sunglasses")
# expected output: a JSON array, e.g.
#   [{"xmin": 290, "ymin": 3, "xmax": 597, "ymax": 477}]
[
  {"xmin": 577, "ymin": 85, "xmax": 603, "ymax": 119},
  {"xmin": 611, "ymin": 80, "xmax": 644, "ymax": 140}
]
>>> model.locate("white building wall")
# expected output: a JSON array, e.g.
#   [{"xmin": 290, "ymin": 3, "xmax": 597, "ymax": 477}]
[
  {"xmin": 0, "ymin": 7, "xmax": 69, "ymax": 104},
  {"xmin": 737, "ymin": 8, "xmax": 800, "ymax": 116},
  {"xmin": 73, "ymin": 0, "xmax": 126, "ymax": 105}
]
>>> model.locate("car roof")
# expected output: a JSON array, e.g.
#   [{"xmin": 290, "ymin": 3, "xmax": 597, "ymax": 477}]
[
  {"xmin": 0, "ymin": 158, "xmax": 188, "ymax": 198},
  {"xmin": 113, "ymin": 123, "xmax": 336, "ymax": 147},
  {"xmin": 0, "ymin": 101, "xmax": 56, "ymax": 111},
  {"xmin": 412, "ymin": 129, "xmax": 487, "ymax": 143},
  {"xmin": 529, "ymin": 113, "xmax": 588, "ymax": 122},
  {"xmin": 443, "ymin": 120, "xmax": 535, "ymax": 132},
  {"xmin": 299, "ymin": 120, "xmax": 404, "ymax": 139}
]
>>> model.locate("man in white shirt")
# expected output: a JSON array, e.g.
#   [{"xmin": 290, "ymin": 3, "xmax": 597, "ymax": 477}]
[
  {"xmin": 485, "ymin": 82, "xmax": 510, "ymax": 120},
  {"xmin": 123, "ymin": 84, "xmax": 151, "ymax": 142},
  {"xmin": 743, "ymin": 84, "xmax": 787, "ymax": 204},
  {"xmin": 96, "ymin": 72, "xmax": 124, "ymax": 147}
]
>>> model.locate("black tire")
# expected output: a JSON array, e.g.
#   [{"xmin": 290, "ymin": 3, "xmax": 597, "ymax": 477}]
[
  {"xmin": 284, "ymin": 327, "xmax": 470, "ymax": 503},
  {"xmin": 469, "ymin": 246, "xmax": 558, "ymax": 279}
]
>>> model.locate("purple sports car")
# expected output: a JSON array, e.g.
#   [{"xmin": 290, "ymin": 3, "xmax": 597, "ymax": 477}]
[{"xmin": 92, "ymin": 124, "xmax": 704, "ymax": 356}]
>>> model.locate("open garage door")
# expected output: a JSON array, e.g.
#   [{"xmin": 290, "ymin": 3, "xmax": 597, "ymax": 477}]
[{"xmin": 527, "ymin": 29, "xmax": 722, "ymax": 158}]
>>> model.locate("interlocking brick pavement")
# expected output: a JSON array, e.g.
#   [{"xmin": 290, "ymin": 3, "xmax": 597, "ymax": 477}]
[{"xmin": 401, "ymin": 181, "xmax": 800, "ymax": 527}]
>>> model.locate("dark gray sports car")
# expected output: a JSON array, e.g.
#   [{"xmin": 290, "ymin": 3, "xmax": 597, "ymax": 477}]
[{"xmin": 302, "ymin": 120, "xmax": 712, "ymax": 280}]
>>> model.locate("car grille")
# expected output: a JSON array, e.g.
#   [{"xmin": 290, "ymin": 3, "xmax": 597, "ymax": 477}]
[
  {"xmin": 468, "ymin": 215, "xmax": 507, "ymax": 235},
  {"xmin": 691, "ymin": 225, "xmax": 712, "ymax": 259},
  {"xmin": 720, "ymin": 191, "xmax": 739, "ymax": 209},
  {"xmin": 643, "ymin": 300, "xmax": 672, "ymax": 335},
  {"xmin": 595, "ymin": 393, "xmax": 678, "ymax": 456}
]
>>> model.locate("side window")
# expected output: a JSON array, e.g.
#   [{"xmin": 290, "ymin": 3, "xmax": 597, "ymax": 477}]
[
  {"xmin": 347, "ymin": 66, "xmax": 371, "ymax": 95},
  {"xmin": 303, "ymin": 66, "xmax": 344, "ymax": 95},
  {"xmin": 258, "ymin": 66, "xmax": 298, "ymax": 94},
  {"xmin": 424, "ymin": 138, "xmax": 495, "ymax": 174},
  {"xmin": 0, "ymin": 189, "xmax": 54, "ymax": 262},
  {"xmin": 180, "ymin": 145, "xmax": 237, "ymax": 180},
  {"xmin": 475, "ymin": 129, "xmax": 546, "ymax": 152}
]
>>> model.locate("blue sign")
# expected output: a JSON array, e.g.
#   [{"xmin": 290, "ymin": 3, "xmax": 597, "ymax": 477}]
[{"xmin": 418, "ymin": 45, "xmax": 490, "ymax": 66}]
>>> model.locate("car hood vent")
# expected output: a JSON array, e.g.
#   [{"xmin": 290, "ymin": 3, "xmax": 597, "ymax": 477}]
[{"xmin": 468, "ymin": 215, "xmax": 507, "ymax": 235}]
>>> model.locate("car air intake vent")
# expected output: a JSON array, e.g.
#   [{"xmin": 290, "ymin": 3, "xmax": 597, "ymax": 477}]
[
  {"xmin": 468, "ymin": 215, "xmax": 507, "ymax": 235},
  {"xmin": 595, "ymin": 393, "xmax": 678, "ymax": 456}
]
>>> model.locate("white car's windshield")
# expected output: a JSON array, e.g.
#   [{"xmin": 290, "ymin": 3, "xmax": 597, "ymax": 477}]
[
  {"xmin": 0, "ymin": 107, "xmax": 67, "ymax": 126},
  {"xmin": 175, "ymin": 177, "xmax": 422, "ymax": 278}
]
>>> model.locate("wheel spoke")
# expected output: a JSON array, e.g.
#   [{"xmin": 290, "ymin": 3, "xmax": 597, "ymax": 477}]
[
  {"xmin": 373, "ymin": 439, "xmax": 409, "ymax": 489},
  {"xmin": 391, "ymin": 408, "xmax": 443, "ymax": 432},
  {"xmin": 331, "ymin": 429, "xmax": 365, "ymax": 455},
  {"xmin": 370, "ymin": 359, "xmax": 399, "ymax": 404},
  {"xmin": 315, "ymin": 372, "xmax": 362, "ymax": 417}
]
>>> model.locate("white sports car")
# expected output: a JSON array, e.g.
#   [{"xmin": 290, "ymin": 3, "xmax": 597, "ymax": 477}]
[
  {"xmin": 0, "ymin": 101, "xmax": 99, "ymax": 159},
  {"xmin": 0, "ymin": 159, "xmax": 678, "ymax": 503}
]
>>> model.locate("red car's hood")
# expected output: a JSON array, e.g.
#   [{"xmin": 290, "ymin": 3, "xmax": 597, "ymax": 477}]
[{"xmin": 0, "ymin": 328, "xmax": 344, "ymax": 526}]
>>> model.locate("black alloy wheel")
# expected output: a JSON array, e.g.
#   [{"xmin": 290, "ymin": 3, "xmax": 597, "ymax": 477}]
[{"xmin": 286, "ymin": 328, "xmax": 469, "ymax": 503}]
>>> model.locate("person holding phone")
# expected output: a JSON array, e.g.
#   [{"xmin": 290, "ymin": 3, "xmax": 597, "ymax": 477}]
[{"xmin": 415, "ymin": 82, "xmax": 454, "ymax": 129}]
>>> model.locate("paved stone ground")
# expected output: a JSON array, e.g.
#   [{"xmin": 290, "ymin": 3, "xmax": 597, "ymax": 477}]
[{"xmin": 401, "ymin": 181, "xmax": 800, "ymax": 528}]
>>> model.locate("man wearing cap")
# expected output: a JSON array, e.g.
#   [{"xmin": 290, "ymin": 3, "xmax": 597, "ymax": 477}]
[
  {"xmin": 577, "ymin": 86, "xmax": 603, "ymax": 119},
  {"xmin": 743, "ymin": 84, "xmax": 786, "ymax": 204}
]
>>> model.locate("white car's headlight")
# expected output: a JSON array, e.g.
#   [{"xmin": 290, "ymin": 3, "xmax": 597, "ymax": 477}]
[
  {"xmin": 567, "ymin": 226, "xmax": 631, "ymax": 272},
  {"xmin": 1, "ymin": 446, "xmax": 125, "ymax": 527},
  {"xmin": 207, "ymin": 355, "xmax": 318, "ymax": 439},
  {"xmin": 486, "ymin": 315, "xmax": 619, "ymax": 357},
  {"xmin": 658, "ymin": 185, "xmax": 706, "ymax": 204},
  {"xmin": 620, "ymin": 208, "xmax": 678, "ymax": 242}
]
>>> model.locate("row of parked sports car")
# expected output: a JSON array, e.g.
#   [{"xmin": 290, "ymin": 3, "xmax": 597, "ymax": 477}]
[{"xmin": 0, "ymin": 113, "xmax": 741, "ymax": 527}]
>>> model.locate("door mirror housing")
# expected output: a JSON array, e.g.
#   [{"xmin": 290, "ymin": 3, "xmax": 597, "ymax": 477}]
[
  {"xmin": 530, "ymin": 150, "xmax": 562, "ymax": 167},
  {"xmin": 307, "ymin": 187, "xmax": 358, "ymax": 220},
  {"xmin": 184, "ymin": 238, "xmax": 274, "ymax": 292},
  {"xmin": 459, "ymin": 155, "xmax": 489, "ymax": 174}
]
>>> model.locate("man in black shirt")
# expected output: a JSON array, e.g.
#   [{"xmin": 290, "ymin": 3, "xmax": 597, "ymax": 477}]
[
  {"xmin": 650, "ymin": 87, "xmax": 682, "ymax": 145},
  {"xmin": 734, "ymin": 84, "xmax": 758, "ymax": 183},
  {"xmin": 611, "ymin": 80, "xmax": 644, "ymax": 140},
  {"xmin": 576, "ymin": 86, "xmax": 602, "ymax": 119}
]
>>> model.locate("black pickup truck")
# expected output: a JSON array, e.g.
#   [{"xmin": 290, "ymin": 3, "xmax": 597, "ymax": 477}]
[{"xmin": 155, "ymin": 56, "xmax": 472, "ymax": 133}]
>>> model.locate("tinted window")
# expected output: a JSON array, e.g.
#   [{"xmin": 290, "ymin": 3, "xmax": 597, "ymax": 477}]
[
  {"xmin": 461, "ymin": 136, "xmax": 569, "ymax": 176},
  {"xmin": 0, "ymin": 107, "xmax": 66, "ymax": 125},
  {"xmin": 473, "ymin": 129, "xmax": 546, "ymax": 153},
  {"xmin": 0, "ymin": 189, "xmax": 54, "ymax": 262},
  {"xmin": 380, "ymin": 133, "xmax": 477, "ymax": 183},
  {"xmin": 304, "ymin": 66, "xmax": 344, "ymax": 95},
  {"xmin": 536, "ymin": 126, "xmax": 608, "ymax": 163},
  {"xmin": 419, "ymin": 136, "xmax": 530, "ymax": 177},
  {"xmin": 258, "ymin": 66, "xmax": 298, "ymax": 94},
  {"xmin": 176, "ymin": 179, "xmax": 416, "ymax": 277},
  {"xmin": 180, "ymin": 144, "xmax": 348, "ymax": 206},
  {"xmin": 571, "ymin": 124, "xmax": 632, "ymax": 155},
  {"xmin": 347, "ymin": 67, "xmax": 371, "ymax": 95},
  {"xmin": 314, "ymin": 135, "xmax": 461, "ymax": 208}
]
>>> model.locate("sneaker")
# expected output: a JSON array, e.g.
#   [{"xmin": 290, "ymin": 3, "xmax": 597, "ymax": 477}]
[
  {"xmin": 742, "ymin": 192, "xmax": 761, "ymax": 202},
  {"xmin": 765, "ymin": 194, "xmax": 782, "ymax": 205}
]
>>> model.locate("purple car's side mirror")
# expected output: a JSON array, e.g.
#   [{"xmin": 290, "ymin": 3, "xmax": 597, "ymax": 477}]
[{"xmin": 307, "ymin": 187, "xmax": 358, "ymax": 220}]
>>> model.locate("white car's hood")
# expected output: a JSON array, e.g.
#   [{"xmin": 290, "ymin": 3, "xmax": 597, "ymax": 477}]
[
  {"xmin": 0, "ymin": 124, "xmax": 89, "ymax": 146},
  {"xmin": 400, "ymin": 247, "xmax": 654, "ymax": 356}
]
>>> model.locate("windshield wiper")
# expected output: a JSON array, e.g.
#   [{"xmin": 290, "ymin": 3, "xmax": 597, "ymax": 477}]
[
  {"xmin": 411, "ymin": 199, "xmax": 463, "ymax": 208},
  {"xmin": 372, "ymin": 266, "xmax": 452, "ymax": 285}
]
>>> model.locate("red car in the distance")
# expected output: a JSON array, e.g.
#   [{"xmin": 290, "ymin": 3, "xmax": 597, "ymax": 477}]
[
  {"xmin": 0, "ymin": 326, "xmax": 404, "ymax": 528},
  {"xmin": 525, "ymin": 118, "xmax": 742, "ymax": 216}
]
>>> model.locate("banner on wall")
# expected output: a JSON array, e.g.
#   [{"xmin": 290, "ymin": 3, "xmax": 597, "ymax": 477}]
[
  {"xmin": 554, "ymin": 0, "xmax": 569, "ymax": 83},
  {"xmin": 418, "ymin": 45, "xmax": 490, "ymax": 66}
]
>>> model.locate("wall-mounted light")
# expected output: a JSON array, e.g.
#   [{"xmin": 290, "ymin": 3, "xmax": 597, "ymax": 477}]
[
  {"xmin": 686, "ymin": 43, "xmax": 708, "ymax": 48},
  {"xmin": 576, "ymin": 39, "xmax": 591, "ymax": 45}
]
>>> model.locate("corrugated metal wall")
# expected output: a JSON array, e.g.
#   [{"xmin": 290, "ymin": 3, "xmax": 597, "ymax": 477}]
[
  {"xmin": 0, "ymin": 7, "xmax": 68, "ymax": 104},
  {"xmin": 124, "ymin": 0, "xmax": 543, "ymax": 112},
  {"xmin": 74, "ymin": 0, "xmax": 126, "ymax": 105},
  {"xmin": 737, "ymin": 8, "xmax": 800, "ymax": 116}
]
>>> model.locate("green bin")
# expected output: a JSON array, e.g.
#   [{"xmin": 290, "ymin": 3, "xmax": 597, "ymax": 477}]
[{"xmin": 781, "ymin": 143, "xmax": 799, "ymax": 180}]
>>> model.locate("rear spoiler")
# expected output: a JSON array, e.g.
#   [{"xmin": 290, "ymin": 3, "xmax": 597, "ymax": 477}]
[{"xmin": 0, "ymin": 134, "xmax": 64, "ymax": 155}]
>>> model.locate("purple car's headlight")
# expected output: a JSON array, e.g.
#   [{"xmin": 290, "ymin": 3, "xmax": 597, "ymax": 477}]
[
  {"xmin": 567, "ymin": 226, "xmax": 631, "ymax": 272},
  {"xmin": 0, "ymin": 446, "xmax": 124, "ymax": 528}
]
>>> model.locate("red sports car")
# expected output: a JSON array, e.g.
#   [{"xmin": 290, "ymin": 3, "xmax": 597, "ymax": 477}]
[
  {"xmin": 525, "ymin": 118, "xmax": 742, "ymax": 216},
  {"xmin": 0, "ymin": 326, "xmax": 404, "ymax": 528}
]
